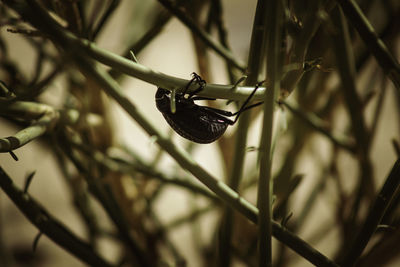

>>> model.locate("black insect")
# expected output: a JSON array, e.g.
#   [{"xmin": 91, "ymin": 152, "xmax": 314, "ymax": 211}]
[{"xmin": 155, "ymin": 73, "xmax": 263, "ymax": 144}]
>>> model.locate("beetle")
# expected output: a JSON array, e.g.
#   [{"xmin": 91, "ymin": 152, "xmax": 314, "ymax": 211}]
[{"xmin": 155, "ymin": 73, "xmax": 263, "ymax": 144}]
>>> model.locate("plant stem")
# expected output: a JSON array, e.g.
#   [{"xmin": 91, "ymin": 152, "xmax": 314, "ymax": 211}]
[
  {"xmin": 280, "ymin": 100, "xmax": 355, "ymax": 152},
  {"xmin": 79, "ymin": 34, "xmax": 262, "ymax": 101},
  {"xmin": 334, "ymin": 0, "xmax": 400, "ymax": 90},
  {"xmin": 342, "ymin": 159, "xmax": 400, "ymax": 266},
  {"xmin": 0, "ymin": 101, "xmax": 59, "ymax": 152},
  {"xmin": 0, "ymin": 167, "xmax": 113, "ymax": 267},
  {"xmin": 157, "ymin": 0, "xmax": 246, "ymax": 71},
  {"xmin": 330, "ymin": 7, "xmax": 374, "ymax": 249},
  {"xmin": 72, "ymin": 139, "xmax": 218, "ymax": 200},
  {"xmin": 219, "ymin": 0, "xmax": 268, "ymax": 264},
  {"xmin": 257, "ymin": 0, "xmax": 283, "ymax": 265},
  {"xmin": 6, "ymin": 3, "xmax": 262, "ymax": 101},
  {"xmin": 73, "ymin": 54, "xmax": 337, "ymax": 267}
]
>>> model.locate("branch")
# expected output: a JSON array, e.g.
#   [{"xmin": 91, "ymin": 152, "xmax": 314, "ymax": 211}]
[
  {"xmin": 3, "ymin": 0, "xmax": 264, "ymax": 102},
  {"xmin": 74, "ymin": 41, "xmax": 339, "ymax": 267},
  {"xmin": 272, "ymin": 221, "xmax": 339, "ymax": 267},
  {"xmin": 0, "ymin": 101, "xmax": 59, "ymax": 152},
  {"xmin": 334, "ymin": 0, "xmax": 400, "ymax": 90},
  {"xmin": 0, "ymin": 167, "xmax": 114, "ymax": 267},
  {"xmin": 341, "ymin": 159, "xmax": 400, "ymax": 267},
  {"xmin": 157, "ymin": 0, "xmax": 246, "ymax": 71},
  {"xmin": 281, "ymin": 100, "xmax": 355, "ymax": 152},
  {"xmin": 0, "ymin": 101, "xmax": 102, "ymax": 153},
  {"xmin": 219, "ymin": 0, "xmax": 268, "ymax": 264},
  {"xmin": 69, "ymin": 138, "xmax": 218, "ymax": 201},
  {"xmin": 257, "ymin": 0, "xmax": 284, "ymax": 264},
  {"xmin": 78, "ymin": 34, "xmax": 262, "ymax": 100}
]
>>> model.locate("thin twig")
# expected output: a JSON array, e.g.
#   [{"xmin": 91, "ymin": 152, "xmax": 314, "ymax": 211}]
[
  {"xmin": 92, "ymin": 0, "xmax": 121, "ymax": 40},
  {"xmin": 0, "ymin": 80, "xmax": 16, "ymax": 102},
  {"xmin": 109, "ymin": 9, "xmax": 171, "ymax": 79},
  {"xmin": 330, "ymin": 7, "xmax": 375, "ymax": 247},
  {"xmin": 157, "ymin": 0, "xmax": 246, "ymax": 71},
  {"xmin": 334, "ymin": 0, "xmax": 400, "ymax": 90},
  {"xmin": 69, "ymin": 138, "xmax": 218, "ymax": 200},
  {"xmin": 281, "ymin": 100, "xmax": 355, "ymax": 152},
  {"xmin": 57, "ymin": 134, "xmax": 151, "ymax": 266},
  {"xmin": 0, "ymin": 101, "xmax": 59, "ymax": 152},
  {"xmin": 341, "ymin": 159, "xmax": 400, "ymax": 267},
  {"xmin": 280, "ymin": 1, "xmax": 333, "ymax": 98}
]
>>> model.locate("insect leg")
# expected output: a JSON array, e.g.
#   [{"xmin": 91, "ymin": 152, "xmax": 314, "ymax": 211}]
[
  {"xmin": 191, "ymin": 96, "xmax": 216, "ymax": 101},
  {"xmin": 182, "ymin": 75, "xmax": 197, "ymax": 95},
  {"xmin": 183, "ymin": 72, "xmax": 206, "ymax": 97},
  {"xmin": 202, "ymin": 106, "xmax": 235, "ymax": 116},
  {"xmin": 232, "ymin": 81, "xmax": 264, "ymax": 123},
  {"xmin": 188, "ymin": 74, "xmax": 206, "ymax": 98},
  {"xmin": 202, "ymin": 102, "xmax": 262, "ymax": 120},
  {"xmin": 200, "ymin": 107, "xmax": 236, "ymax": 125},
  {"xmin": 230, "ymin": 102, "xmax": 263, "ymax": 116}
]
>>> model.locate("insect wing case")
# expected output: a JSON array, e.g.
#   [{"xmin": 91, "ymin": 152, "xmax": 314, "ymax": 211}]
[{"xmin": 155, "ymin": 88, "xmax": 228, "ymax": 143}]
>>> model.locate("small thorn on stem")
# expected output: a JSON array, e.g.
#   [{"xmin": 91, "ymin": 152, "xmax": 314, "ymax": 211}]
[
  {"xmin": 32, "ymin": 232, "xmax": 43, "ymax": 252},
  {"xmin": 24, "ymin": 171, "xmax": 36, "ymax": 194},
  {"xmin": 9, "ymin": 151, "xmax": 18, "ymax": 161}
]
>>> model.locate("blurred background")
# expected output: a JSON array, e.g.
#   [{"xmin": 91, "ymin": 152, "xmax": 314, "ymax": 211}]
[{"xmin": 0, "ymin": 0, "xmax": 399, "ymax": 266}]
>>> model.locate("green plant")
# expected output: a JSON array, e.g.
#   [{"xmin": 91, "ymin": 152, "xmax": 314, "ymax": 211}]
[{"xmin": 0, "ymin": 0, "xmax": 399, "ymax": 266}]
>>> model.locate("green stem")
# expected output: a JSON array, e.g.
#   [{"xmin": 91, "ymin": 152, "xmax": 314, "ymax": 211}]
[
  {"xmin": 0, "ymin": 101, "xmax": 59, "ymax": 152},
  {"xmin": 218, "ymin": 0, "xmax": 268, "ymax": 264},
  {"xmin": 79, "ymin": 35, "xmax": 262, "ymax": 101},
  {"xmin": 257, "ymin": 0, "xmax": 283, "ymax": 265}
]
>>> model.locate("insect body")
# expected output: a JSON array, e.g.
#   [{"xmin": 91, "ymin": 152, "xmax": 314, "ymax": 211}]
[{"xmin": 155, "ymin": 73, "xmax": 262, "ymax": 144}]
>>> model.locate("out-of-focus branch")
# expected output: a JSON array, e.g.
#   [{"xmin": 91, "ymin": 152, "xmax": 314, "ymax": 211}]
[
  {"xmin": 68, "ymin": 138, "xmax": 219, "ymax": 201},
  {"xmin": 334, "ymin": 0, "xmax": 400, "ymax": 90},
  {"xmin": 257, "ymin": 0, "xmax": 284, "ymax": 264},
  {"xmin": 157, "ymin": 0, "xmax": 246, "ymax": 71},
  {"xmin": 280, "ymin": 2, "xmax": 334, "ymax": 98},
  {"xmin": 0, "ymin": 81, "xmax": 16, "ymax": 102},
  {"xmin": 0, "ymin": 100, "xmax": 104, "ymax": 153},
  {"xmin": 330, "ymin": 7, "xmax": 375, "ymax": 246},
  {"xmin": 281, "ymin": 100, "xmax": 356, "ymax": 152},
  {"xmin": 0, "ymin": 101, "xmax": 59, "ymax": 152},
  {"xmin": 0, "ymin": 167, "xmax": 114, "ymax": 267},
  {"xmin": 218, "ymin": 0, "xmax": 268, "ymax": 264},
  {"xmin": 341, "ymin": 159, "xmax": 400, "ymax": 267}
]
